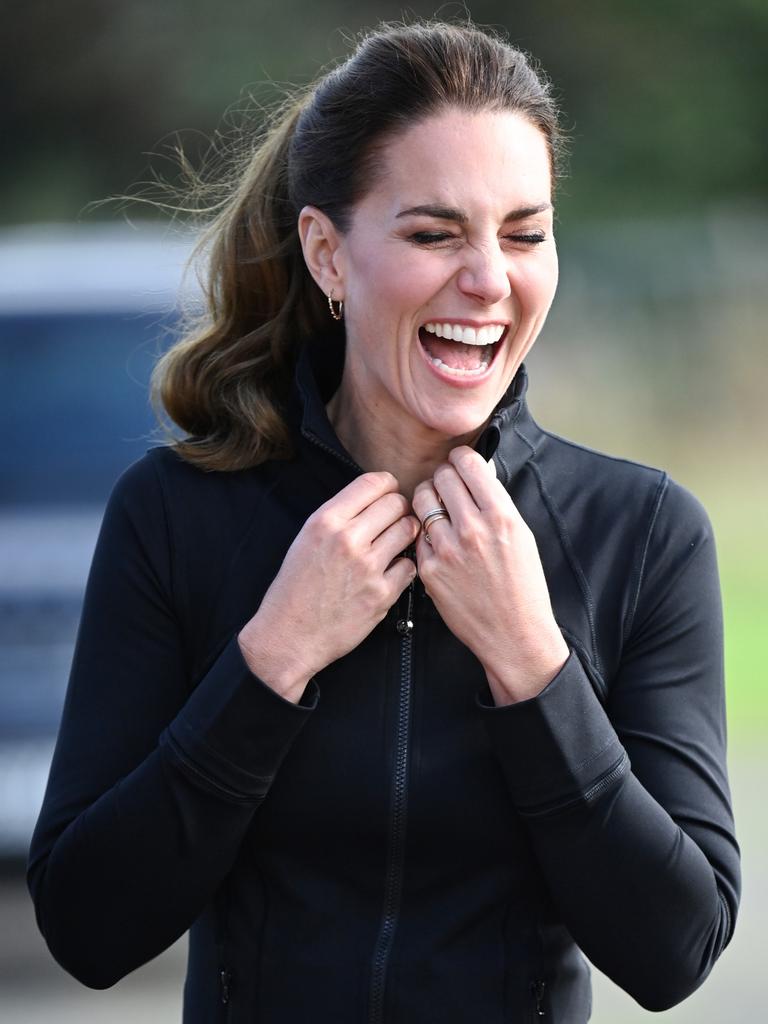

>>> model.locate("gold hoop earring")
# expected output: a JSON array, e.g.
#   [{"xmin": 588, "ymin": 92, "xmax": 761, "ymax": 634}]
[{"xmin": 327, "ymin": 289, "xmax": 344, "ymax": 321}]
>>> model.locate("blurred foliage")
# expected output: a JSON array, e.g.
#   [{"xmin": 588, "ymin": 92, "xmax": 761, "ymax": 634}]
[{"xmin": 3, "ymin": 0, "xmax": 766, "ymax": 225}]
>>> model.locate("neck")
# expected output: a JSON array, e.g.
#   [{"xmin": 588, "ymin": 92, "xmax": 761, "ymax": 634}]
[{"xmin": 326, "ymin": 389, "xmax": 483, "ymax": 502}]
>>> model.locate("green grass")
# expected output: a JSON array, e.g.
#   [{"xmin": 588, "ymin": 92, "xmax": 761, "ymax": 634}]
[{"xmin": 717, "ymin": 537, "xmax": 766, "ymax": 741}]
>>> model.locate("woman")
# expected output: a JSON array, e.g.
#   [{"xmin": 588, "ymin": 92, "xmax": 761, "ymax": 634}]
[{"xmin": 28, "ymin": 20, "xmax": 739, "ymax": 1023}]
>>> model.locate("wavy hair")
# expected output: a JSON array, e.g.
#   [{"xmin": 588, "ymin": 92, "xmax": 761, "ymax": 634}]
[{"xmin": 151, "ymin": 19, "xmax": 563, "ymax": 471}]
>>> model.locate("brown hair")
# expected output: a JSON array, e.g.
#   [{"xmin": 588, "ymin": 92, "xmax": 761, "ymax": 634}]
[{"xmin": 152, "ymin": 19, "xmax": 562, "ymax": 471}]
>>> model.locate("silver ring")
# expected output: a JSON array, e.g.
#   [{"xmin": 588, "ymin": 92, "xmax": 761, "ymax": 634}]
[{"xmin": 421, "ymin": 507, "xmax": 450, "ymax": 545}]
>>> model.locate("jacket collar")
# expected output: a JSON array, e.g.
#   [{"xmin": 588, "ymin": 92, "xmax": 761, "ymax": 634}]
[{"xmin": 293, "ymin": 334, "xmax": 541, "ymax": 486}]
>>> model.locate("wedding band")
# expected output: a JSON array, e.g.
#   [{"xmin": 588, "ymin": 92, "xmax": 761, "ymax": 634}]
[{"xmin": 421, "ymin": 507, "xmax": 451, "ymax": 546}]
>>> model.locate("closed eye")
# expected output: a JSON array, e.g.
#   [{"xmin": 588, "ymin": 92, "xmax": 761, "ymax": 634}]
[
  {"xmin": 409, "ymin": 231, "xmax": 547, "ymax": 246},
  {"xmin": 409, "ymin": 232, "xmax": 454, "ymax": 245},
  {"xmin": 505, "ymin": 232, "xmax": 547, "ymax": 245}
]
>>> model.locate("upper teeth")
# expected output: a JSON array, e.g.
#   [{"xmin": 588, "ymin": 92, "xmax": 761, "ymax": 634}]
[{"xmin": 423, "ymin": 322, "xmax": 505, "ymax": 345}]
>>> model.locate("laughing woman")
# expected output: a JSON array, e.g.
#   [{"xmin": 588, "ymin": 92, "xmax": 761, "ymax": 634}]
[{"xmin": 28, "ymin": 20, "xmax": 739, "ymax": 1023}]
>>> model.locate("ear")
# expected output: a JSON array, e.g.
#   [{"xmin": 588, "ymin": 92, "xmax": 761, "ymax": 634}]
[{"xmin": 297, "ymin": 205, "xmax": 347, "ymax": 299}]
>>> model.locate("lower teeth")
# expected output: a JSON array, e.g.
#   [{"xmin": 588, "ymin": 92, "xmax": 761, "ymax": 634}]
[{"xmin": 426, "ymin": 352, "xmax": 491, "ymax": 376}]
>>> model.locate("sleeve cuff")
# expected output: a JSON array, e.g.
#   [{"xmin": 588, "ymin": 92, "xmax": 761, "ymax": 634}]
[
  {"xmin": 162, "ymin": 632, "xmax": 319, "ymax": 801},
  {"xmin": 476, "ymin": 649, "xmax": 628, "ymax": 816}
]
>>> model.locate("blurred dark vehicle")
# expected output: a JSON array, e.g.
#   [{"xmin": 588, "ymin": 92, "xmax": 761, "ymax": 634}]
[{"xmin": 0, "ymin": 223, "xmax": 198, "ymax": 860}]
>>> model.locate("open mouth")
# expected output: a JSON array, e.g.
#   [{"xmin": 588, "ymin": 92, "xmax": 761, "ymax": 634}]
[{"xmin": 418, "ymin": 322, "xmax": 507, "ymax": 377}]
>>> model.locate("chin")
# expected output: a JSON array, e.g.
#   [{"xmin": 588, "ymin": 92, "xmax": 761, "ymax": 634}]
[{"xmin": 416, "ymin": 403, "xmax": 495, "ymax": 441}]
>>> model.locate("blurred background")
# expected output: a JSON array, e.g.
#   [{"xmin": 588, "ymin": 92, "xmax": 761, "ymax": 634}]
[{"xmin": 1, "ymin": 0, "xmax": 765, "ymax": 1020}]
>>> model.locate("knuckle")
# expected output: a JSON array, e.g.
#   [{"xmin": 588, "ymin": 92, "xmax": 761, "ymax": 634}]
[
  {"xmin": 394, "ymin": 517, "xmax": 413, "ymax": 543},
  {"xmin": 484, "ymin": 505, "xmax": 507, "ymax": 531},
  {"xmin": 372, "ymin": 578, "xmax": 393, "ymax": 611},
  {"xmin": 412, "ymin": 480, "xmax": 430, "ymax": 500},
  {"xmin": 356, "ymin": 472, "xmax": 387, "ymax": 502},
  {"xmin": 456, "ymin": 449, "xmax": 478, "ymax": 473},
  {"xmin": 417, "ymin": 563, "xmax": 434, "ymax": 589},
  {"xmin": 307, "ymin": 508, "xmax": 332, "ymax": 536},
  {"xmin": 333, "ymin": 527, "xmax": 359, "ymax": 559},
  {"xmin": 463, "ymin": 526, "xmax": 483, "ymax": 549},
  {"xmin": 389, "ymin": 493, "xmax": 411, "ymax": 518},
  {"xmin": 369, "ymin": 470, "xmax": 397, "ymax": 490}
]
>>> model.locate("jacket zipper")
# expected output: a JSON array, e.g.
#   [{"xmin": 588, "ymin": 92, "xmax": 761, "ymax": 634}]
[
  {"xmin": 300, "ymin": 427, "xmax": 362, "ymax": 473},
  {"xmin": 368, "ymin": 581, "xmax": 415, "ymax": 1024},
  {"xmin": 302, "ymin": 427, "xmax": 414, "ymax": 1023}
]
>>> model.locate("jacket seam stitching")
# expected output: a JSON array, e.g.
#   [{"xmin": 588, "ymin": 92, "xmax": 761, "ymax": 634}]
[
  {"xmin": 718, "ymin": 888, "xmax": 733, "ymax": 947},
  {"xmin": 622, "ymin": 472, "xmax": 669, "ymax": 646},
  {"xmin": 525, "ymin": 458, "xmax": 601, "ymax": 673},
  {"xmin": 537, "ymin": 427, "xmax": 666, "ymax": 473},
  {"xmin": 164, "ymin": 729, "xmax": 269, "ymax": 803},
  {"xmin": 170, "ymin": 715, "xmax": 277, "ymax": 783},
  {"xmin": 517, "ymin": 751, "xmax": 629, "ymax": 818},
  {"xmin": 505, "ymin": 735, "xmax": 624, "ymax": 801}
]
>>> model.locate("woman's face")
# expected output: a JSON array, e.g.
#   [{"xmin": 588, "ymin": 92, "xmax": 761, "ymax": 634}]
[{"xmin": 332, "ymin": 107, "xmax": 558, "ymax": 441}]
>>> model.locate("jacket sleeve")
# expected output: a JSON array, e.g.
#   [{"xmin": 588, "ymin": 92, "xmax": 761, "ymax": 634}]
[
  {"xmin": 475, "ymin": 477, "xmax": 740, "ymax": 1012},
  {"xmin": 26, "ymin": 452, "xmax": 319, "ymax": 989}
]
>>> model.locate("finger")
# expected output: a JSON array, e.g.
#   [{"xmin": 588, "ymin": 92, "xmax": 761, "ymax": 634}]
[
  {"xmin": 431, "ymin": 462, "xmax": 478, "ymax": 529},
  {"xmin": 322, "ymin": 471, "xmax": 401, "ymax": 522},
  {"xmin": 372, "ymin": 513, "xmax": 421, "ymax": 566},
  {"xmin": 412, "ymin": 480, "xmax": 452, "ymax": 547},
  {"xmin": 350, "ymin": 491, "xmax": 412, "ymax": 544},
  {"xmin": 412, "ymin": 479, "xmax": 444, "ymax": 521},
  {"xmin": 412, "ymin": 479, "xmax": 450, "ymax": 526},
  {"xmin": 448, "ymin": 446, "xmax": 508, "ymax": 512},
  {"xmin": 382, "ymin": 551, "xmax": 418, "ymax": 595}
]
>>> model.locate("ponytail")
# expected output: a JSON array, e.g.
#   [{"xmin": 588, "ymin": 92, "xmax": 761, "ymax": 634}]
[{"xmin": 150, "ymin": 90, "xmax": 336, "ymax": 471}]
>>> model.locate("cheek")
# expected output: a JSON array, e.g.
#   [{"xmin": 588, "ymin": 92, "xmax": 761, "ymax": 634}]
[
  {"xmin": 517, "ymin": 256, "xmax": 558, "ymax": 313},
  {"xmin": 351, "ymin": 243, "xmax": 450, "ymax": 311}
]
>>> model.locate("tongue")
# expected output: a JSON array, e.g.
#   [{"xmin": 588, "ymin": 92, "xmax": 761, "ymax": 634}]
[{"xmin": 421, "ymin": 333, "xmax": 486, "ymax": 370}]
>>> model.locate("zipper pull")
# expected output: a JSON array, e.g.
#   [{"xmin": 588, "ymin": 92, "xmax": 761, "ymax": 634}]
[{"xmin": 396, "ymin": 579, "xmax": 415, "ymax": 635}]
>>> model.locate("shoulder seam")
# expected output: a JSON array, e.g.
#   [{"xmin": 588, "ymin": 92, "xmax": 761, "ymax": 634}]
[
  {"xmin": 622, "ymin": 472, "xmax": 669, "ymax": 645},
  {"xmin": 538, "ymin": 427, "xmax": 664, "ymax": 475}
]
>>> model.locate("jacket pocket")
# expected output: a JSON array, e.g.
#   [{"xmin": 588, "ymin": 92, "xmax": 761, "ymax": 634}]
[
  {"xmin": 216, "ymin": 876, "xmax": 233, "ymax": 1022},
  {"xmin": 218, "ymin": 967, "xmax": 232, "ymax": 1020},
  {"xmin": 530, "ymin": 977, "xmax": 549, "ymax": 1021}
]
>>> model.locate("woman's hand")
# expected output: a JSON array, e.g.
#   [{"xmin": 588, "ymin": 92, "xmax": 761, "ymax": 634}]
[
  {"xmin": 413, "ymin": 446, "xmax": 568, "ymax": 705},
  {"xmin": 238, "ymin": 472, "xmax": 419, "ymax": 702}
]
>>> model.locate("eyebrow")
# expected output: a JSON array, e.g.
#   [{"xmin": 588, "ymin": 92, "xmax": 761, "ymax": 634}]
[{"xmin": 395, "ymin": 202, "xmax": 552, "ymax": 223}]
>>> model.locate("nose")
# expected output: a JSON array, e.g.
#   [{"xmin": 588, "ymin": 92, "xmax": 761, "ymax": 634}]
[{"xmin": 456, "ymin": 242, "xmax": 511, "ymax": 305}]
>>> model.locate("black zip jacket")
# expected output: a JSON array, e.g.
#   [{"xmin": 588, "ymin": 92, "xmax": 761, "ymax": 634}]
[{"xmin": 28, "ymin": 342, "xmax": 740, "ymax": 1023}]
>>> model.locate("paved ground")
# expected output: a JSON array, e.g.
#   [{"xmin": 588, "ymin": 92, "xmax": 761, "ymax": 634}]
[{"xmin": 1, "ymin": 747, "xmax": 762, "ymax": 1022}]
